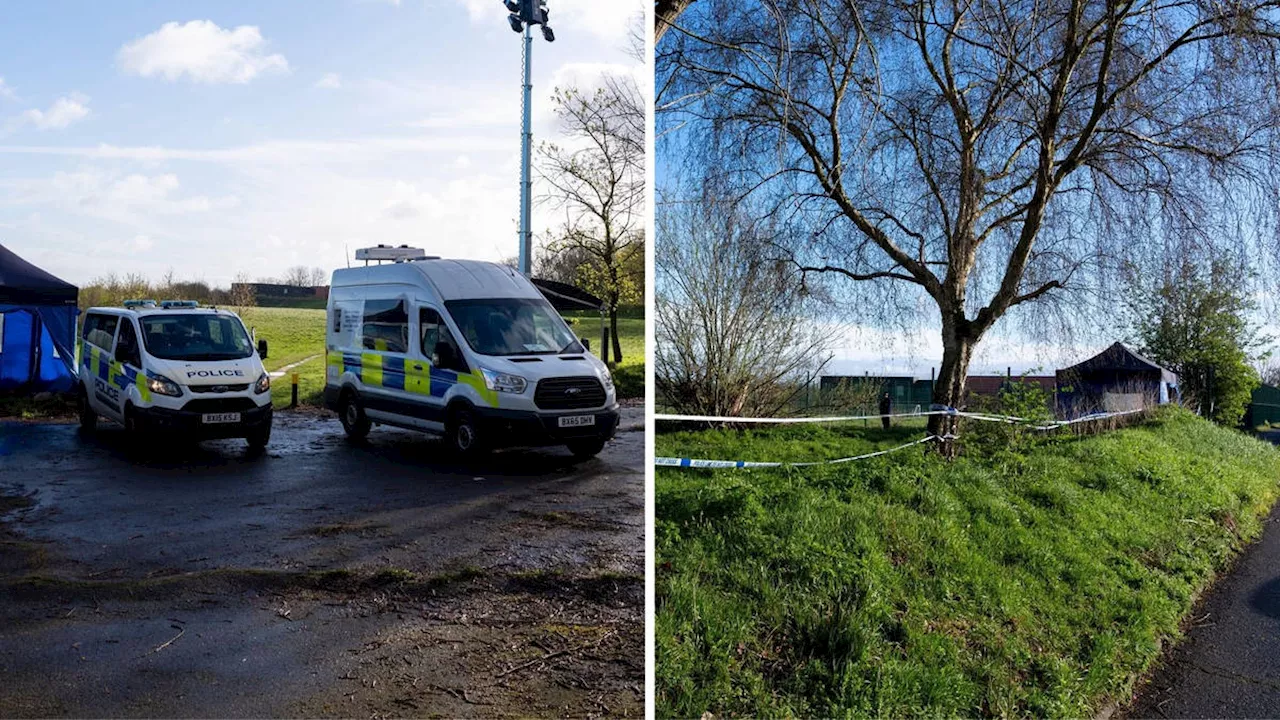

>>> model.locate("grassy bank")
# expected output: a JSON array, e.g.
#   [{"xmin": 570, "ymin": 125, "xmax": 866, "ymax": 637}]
[{"xmin": 656, "ymin": 408, "xmax": 1280, "ymax": 717}]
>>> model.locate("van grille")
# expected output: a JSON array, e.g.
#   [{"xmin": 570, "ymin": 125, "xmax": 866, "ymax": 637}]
[
  {"xmin": 534, "ymin": 376, "xmax": 606, "ymax": 410},
  {"xmin": 181, "ymin": 398, "xmax": 259, "ymax": 414},
  {"xmin": 189, "ymin": 384, "xmax": 250, "ymax": 394}
]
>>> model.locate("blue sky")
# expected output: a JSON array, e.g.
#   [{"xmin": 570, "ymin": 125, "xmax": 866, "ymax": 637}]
[{"xmin": 0, "ymin": 0, "xmax": 644, "ymax": 287}]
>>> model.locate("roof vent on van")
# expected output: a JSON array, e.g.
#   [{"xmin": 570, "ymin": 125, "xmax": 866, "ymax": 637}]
[{"xmin": 354, "ymin": 245, "xmax": 438, "ymax": 265}]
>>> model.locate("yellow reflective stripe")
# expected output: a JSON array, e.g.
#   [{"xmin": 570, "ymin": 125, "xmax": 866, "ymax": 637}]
[
  {"xmin": 361, "ymin": 353, "xmax": 383, "ymax": 387},
  {"xmin": 136, "ymin": 370, "xmax": 152, "ymax": 402},
  {"xmin": 457, "ymin": 370, "xmax": 498, "ymax": 407},
  {"xmin": 89, "ymin": 346, "xmax": 100, "ymax": 377},
  {"xmin": 405, "ymin": 361, "xmax": 431, "ymax": 396}
]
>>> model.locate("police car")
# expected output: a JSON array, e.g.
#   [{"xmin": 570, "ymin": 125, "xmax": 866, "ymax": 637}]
[
  {"xmin": 76, "ymin": 300, "xmax": 273, "ymax": 449},
  {"xmin": 324, "ymin": 246, "xmax": 620, "ymax": 459}
]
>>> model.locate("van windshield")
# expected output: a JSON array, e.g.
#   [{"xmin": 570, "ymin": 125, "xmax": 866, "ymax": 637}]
[
  {"xmin": 445, "ymin": 298, "xmax": 583, "ymax": 356},
  {"xmin": 139, "ymin": 314, "xmax": 255, "ymax": 361}
]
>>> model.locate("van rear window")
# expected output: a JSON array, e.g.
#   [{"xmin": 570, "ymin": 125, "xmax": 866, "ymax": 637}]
[{"xmin": 362, "ymin": 299, "xmax": 408, "ymax": 353}]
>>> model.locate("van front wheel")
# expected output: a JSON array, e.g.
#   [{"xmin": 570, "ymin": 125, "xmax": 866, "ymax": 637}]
[
  {"xmin": 246, "ymin": 424, "xmax": 271, "ymax": 452},
  {"xmin": 447, "ymin": 407, "xmax": 485, "ymax": 457},
  {"xmin": 339, "ymin": 392, "xmax": 371, "ymax": 441}
]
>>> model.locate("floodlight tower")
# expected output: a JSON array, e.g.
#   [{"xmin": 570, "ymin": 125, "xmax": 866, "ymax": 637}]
[{"xmin": 504, "ymin": 0, "xmax": 554, "ymax": 276}]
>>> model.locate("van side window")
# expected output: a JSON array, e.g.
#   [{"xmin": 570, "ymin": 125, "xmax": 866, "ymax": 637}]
[
  {"xmin": 420, "ymin": 308, "xmax": 442, "ymax": 358},
  {"xmin": 420, "ymin": 308, "xmax": 467, "ymax": 373},
  {"xmin": 362, "ymin": 299, "xmax": 408, "ymax": 353},
  {"xmin": 116, "ymin": 320, "xmax": 142, "ymax": 368},
  {"xmin": 82, "ymin": 313, "xmax": 119, "ymax": 351}
]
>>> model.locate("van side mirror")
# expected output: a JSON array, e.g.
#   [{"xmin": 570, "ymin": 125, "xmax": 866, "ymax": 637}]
[
  {"xmin": 257, "ymin": 339, "xmax": 269, "ymax": 360},
  {"xmin": 581, "ymin": 337, "xmax": 590, "ymax": 351}
]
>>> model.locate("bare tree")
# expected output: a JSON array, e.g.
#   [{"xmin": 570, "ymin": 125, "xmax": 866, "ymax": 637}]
[
  {"xmin": 230, "ymin": 272, "xmax": 257, "ymax": 313},
  {"xmin": 308, "ymin": 267, "xmax": 328, "ymax": 287},
  {"xmin": 282, "ymin": 266, "xmax": 311, "ymax": 287},
  {"xmin": 657, "ymin": 195, "xmax": 833, "ymax": 416},
  {"xmin": 660, "ymin": 0, "xmax": 1280, "ymax": 436},
  {"xmin": 540, "ymin": 75, "xmax": 646, "ymax": 363},
  {"xmin": 535, "ymin": 243, "xmax": 596, "ymax": 286}
]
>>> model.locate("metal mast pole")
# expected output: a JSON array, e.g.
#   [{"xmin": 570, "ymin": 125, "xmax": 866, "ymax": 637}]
[{"xmin": 518, "ymin": 24, "xmax": 533, "ymax": 276}]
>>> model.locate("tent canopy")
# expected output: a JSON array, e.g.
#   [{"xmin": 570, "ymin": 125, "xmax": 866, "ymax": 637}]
[
  {"xmin": 1057, "ymin": 342, "xmax": 1179, "ymax": 386},
  {"xmin": 531, "ymin": 278, "xmax": 604, "ymax": 312},
  {"xmin": 0, "ymin": 244, "xmax": 78, "ymax": 306},
  {"xmin": 0, "ymin": 244, "xmax": 79, "ymax": 393}
]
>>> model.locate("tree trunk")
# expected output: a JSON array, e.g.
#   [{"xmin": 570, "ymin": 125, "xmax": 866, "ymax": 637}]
[
  {"xmin": 928, "ymin": 324, "xmax": 976, "ymax": 449},
  {"xmin": 609, "ymin": 305, "xmax": 623, "ymax": 364},
  {"xmin": 655, "ymin": 0, "xmax": 695, "ymax": 43}
]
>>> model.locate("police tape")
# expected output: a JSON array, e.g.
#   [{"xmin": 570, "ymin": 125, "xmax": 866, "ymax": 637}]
[
  {"xmin": 655, "ymin": 407, "xmax": 1147, "ymax": 430},
  {"xmin": 653, "ymin": 410, "xmax": 955, "ymax": 424},
  {"xmin": 655, "ymin": 435, "xmax": 942, "ymax": 469},
  {"xmin": 654, "ymin": 409, "xmax": 1148, "ymax": 469}
]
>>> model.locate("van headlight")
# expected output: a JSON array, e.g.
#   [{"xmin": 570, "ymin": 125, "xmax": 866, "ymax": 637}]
[
  {"xmin": 601, "ymin": 370, "xmax": 614, "ymax": 392},
  {"xmin": 147, "ymin": 375, "xmax": 182, "ymax": 397},
  {"xmin": 255, "ymin": 372, "xmax": 271, "ymax": 394},
  {"xmin": 479, "ymin": 367, "xmax": 527, "ymax": 394}
]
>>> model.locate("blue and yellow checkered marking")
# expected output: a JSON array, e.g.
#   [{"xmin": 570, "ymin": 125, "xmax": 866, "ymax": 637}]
[
  {"xmin": 79, "ymin": 343, "xmax": 153, "ymax": 402},
  {"xmin": 327, "ymin": 351, "xmax": 497, "ymax": 407}
]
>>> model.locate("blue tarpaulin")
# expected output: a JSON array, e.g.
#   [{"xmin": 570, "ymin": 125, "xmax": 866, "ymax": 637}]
[{"xmin": 0, "ymin": 244, "xmax": 79, "ymax": 394}]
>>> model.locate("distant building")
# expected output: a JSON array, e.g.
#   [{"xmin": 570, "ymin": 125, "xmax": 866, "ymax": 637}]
[{"xmin": 230, "ymin": 283, "xmax": 329, "ymax": 304}]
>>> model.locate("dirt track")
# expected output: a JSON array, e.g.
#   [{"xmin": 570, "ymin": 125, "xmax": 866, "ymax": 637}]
[{"xmin": 0, "ymin": 408, "xmax": 644, "ymax": 717}]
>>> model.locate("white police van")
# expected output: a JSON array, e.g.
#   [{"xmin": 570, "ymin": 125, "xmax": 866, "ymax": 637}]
[
  {"xmin": 324, "ymin": 247, "xmax": 619, "ymax": 459},
  {"xmin": 76, "ymin": 300, "xmax": 273, "ymax": 449}
]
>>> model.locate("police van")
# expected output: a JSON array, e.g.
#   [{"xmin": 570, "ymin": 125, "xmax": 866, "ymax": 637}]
[
  {"xmin": 76, "ymin": 300, "xmax": 273, "ymax": 449},
  {"xmin": 324, "ymin": 247, "xmax": 619, "ymax": 459}
]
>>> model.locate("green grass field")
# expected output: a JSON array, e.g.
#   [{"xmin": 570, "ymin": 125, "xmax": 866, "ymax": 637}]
[{"xmin": 656, "ymin": 408, "xmax": 1280, "ymax": 717}]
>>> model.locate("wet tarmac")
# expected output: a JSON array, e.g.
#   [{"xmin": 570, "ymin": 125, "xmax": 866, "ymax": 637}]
[{"xmin": 0, "ymin": 409, "xmax": 644, "ymax": 717}]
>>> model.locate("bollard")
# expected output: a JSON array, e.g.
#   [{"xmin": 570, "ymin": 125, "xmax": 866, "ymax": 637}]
[{"xmin": 291, "ymin": 373, "xmax": 299, "ymax": 409}]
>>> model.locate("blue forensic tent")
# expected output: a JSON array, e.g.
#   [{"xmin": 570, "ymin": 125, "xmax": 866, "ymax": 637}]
[
  {"xmin": 1055, "ymin": 342, "xmax": 1179, "ymax": 418},
  {"xmin": 0, "ymin": 244, "xmax": 79, "ymax": 393}
]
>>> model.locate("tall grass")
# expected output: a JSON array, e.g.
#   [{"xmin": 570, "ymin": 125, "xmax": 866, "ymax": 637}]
[{"xmin": 656, "ymin": 407, "xmax": 1280, "ymax": 717}]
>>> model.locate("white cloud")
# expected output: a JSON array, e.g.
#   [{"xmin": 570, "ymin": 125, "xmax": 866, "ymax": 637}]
[
  {"xmin": 118, "ymin": 20, "xmax": 289, "ymax": 84},
  {"xmin": 0, "ymin": 77, "xmax": 15, "ymax": 101},
  {"xmin": 6, "ymin": 168, "xmax": 238, "ymax": 223},
  {"xmin": 21, "ymin": 93, "xmax": 90, "ymax": 130},
  {"xmin": 0, "ymin": 135, "xmax": 508, "ymax": 164},
  {"xmin": 315, "ymin": 72, "xmax": 343, "ymax": 89},
  {"xmin": 133, "ymin": 234, "xmax": 154, "ymax": 251}
]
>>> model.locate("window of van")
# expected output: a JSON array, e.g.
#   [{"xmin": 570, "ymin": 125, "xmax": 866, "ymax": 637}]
[
  {"xmin": 140, "ymin": 314, "xmax": 254, "ymax": 361},
  {"xmin": 82, "ymin": 313, "xmax": 119, "ymax": 351},
  {"xmin": 420, "ymin": 308, "xmax": 467, "ymax": 373},
  {"xmin": 445, "ymin": 298, "xmax": 582, "ymax": 357},
  {"xmin": 116, "ymin": 320, "xmax": 142, "ymax": 368},
  {"xmin": 362, "ymin": 299, "xmax": 408, "ymax": 353}
]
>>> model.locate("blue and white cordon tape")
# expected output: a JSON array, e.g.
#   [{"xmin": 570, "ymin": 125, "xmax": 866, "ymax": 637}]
[{"xmin": 654, "ymin": 407, "xmax": 1146, "ymax": 469}]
